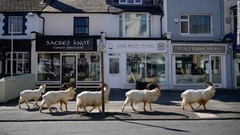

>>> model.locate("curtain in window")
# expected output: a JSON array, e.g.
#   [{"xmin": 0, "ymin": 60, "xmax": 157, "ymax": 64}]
[{"xmin": 190, "ymin": 16, "xmax": 211, "ymax": 34}]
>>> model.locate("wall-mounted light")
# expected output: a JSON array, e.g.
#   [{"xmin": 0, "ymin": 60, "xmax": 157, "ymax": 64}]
[
  {"xmin": 27, "ymin": 12, "xmax": 34, "ymax": 16},
  {"xmin": 174, "ymin": 18, "xmax": 179, "ymax": 23}
]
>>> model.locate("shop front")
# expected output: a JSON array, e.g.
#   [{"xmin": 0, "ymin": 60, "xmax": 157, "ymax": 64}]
[
  {"xmin": 171, "ymin": 44, "xmax": 228, "ymax": 89},
  {"xmin": 105, "ymin": 40, "xmax": 169, "ymax": 89},
  {"xmin": 34, "ymin": 35, "xmax": 100, "ymax": 88}
]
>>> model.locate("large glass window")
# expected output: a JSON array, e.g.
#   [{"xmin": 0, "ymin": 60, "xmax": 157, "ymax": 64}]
[
  {"xmin": 120, "ymin": 13, "xmax": 150, "ymax": 37},
  {"xmin": 37, "ymin": 53, "xmax": 60, "ymax": 81},
  {"xmin": 8, "ymin": 16, "xmax": 23, "ymax": 34},
  {"xmin": 176, "ymin": 55, "xmax": 208, "ymax": 84},
  {"xmin": 77, "ymin": 53, "xmax": 100, "ymax": 81},
  {"xmin": 180, "ymin": 15, "xmax": 211, "ymax": 34},
  {"xmin": 74, "ymin": 17, "xmax": 89, "ymax": 35},
  {"xmin": 7, "ymin": 52, "xmax": 30, "ymax": 75},
  {"xmin": 126, "ymin": 53, "xmax": 165, "ymax": 83}
]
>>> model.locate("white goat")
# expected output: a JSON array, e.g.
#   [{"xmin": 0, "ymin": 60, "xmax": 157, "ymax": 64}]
[
  {"xmin": 76, "ymin": 83, "xmax": 110, "ymax": 113},
  {"xmin": 39, "ymin": 87, "xmax": 76, "ymax": 113},
  {"xmin": 181, "ymin": 82, "xmax": 215, "ymax": 111},
  {"xmin": 121, "ymin": 83, "xmax": 161, "ymax": 112},
  {"xmin": 18, "ymin": 84, "xmax": 46, "ymax": 109}
]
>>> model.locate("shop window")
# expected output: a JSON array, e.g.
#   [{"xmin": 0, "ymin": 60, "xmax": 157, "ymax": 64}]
[
  {"xmin": 126, "ymin": 53, "xmax": 165, "ymax": 83},
  {"xmin": 77, "ymin": 53, "xmax": 100, "ymax": 81},
  {"xmin": 119, "ymin": 13, "xmax": 150, "ymax": 37},
  {"xmin": 37, "ymin": 53, "xmax": 60, "ymax": 81},
  {"xmin": 119, "ymin": 0, "xmax": 142, "ymax": 4},
  {"xmin": 180, "ymin": 15, "xmax": 212, "ymax": 35},
  {"xmin": 74, "ymin": 17, "xmax": 89, "ymax": 35},
  {"xmin": 6, "ymin": 52, "xmax": 30, "ymax": 75},
  {"xmin": 175, "ymin": 55, "xmax": 209, "ymax": 84}
]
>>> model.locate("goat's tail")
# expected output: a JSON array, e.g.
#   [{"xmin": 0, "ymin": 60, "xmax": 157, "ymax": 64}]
[{"xmin": 203, "ymin": 82, "xmax": 213, "ymax": 87}]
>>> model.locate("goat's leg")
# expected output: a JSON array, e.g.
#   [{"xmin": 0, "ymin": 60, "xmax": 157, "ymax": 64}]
[
  {"xmin": 62, "ymin": 101, "xmax": 68, "ymax": 111},
  {"xmin": 181, "ymin": 101, "xmax": 185, "ymax": 110},
  {"xmin": 143, "ymin": 102, "xmax": 146, "ymax": 111},
  {"xmin": 25, "ymin": 101, "xmax": 30, "ymax": 109},
  {"xmin": 59, "ymin": 101, "xmax": 63, "ymax": 111},
  {"xmin": 97, "ymin": 106, "xmax": 102, "ymax": 112},
  {"xmin": 89, "ymin": 107, "xmax": 96, "ymax": 112},
  {"xmin": 83, "ymin": 107, "xmax": 88, "ymax": 112},
  {"xmin": 189, "ymin": 104, "xmax": 195, "ymax": 110},
  {"xmin": 47, "ymin": 104, "xmax": 52, "ymax": 113},
  {"xmin": 39, "ymin": 101, "xmax": 46, "ymax": 113},
  {"xmin": 121, "ymin": 99, "xmax": 129, "ymax": 112},
  {"xmin": 149, "ymin": 102, "xmax": 152, "ymax": 111},
  {"xmin": 130, "ymin": 102, "xmax": 136, "ymax": 112},
  {"xmin": 203, "ymin": 103, "xmax": 207, "ymax": 110},
  {"xmin": 33, "ymin": 98, "xmax": 39, "ymax": 107},
  {"xmin": 196, "ymin": 103, "xmax": 202, "ymax": 109},
  {"xmin": 18, "ymin": 97, "xmax": 24, "ymax": 109}
]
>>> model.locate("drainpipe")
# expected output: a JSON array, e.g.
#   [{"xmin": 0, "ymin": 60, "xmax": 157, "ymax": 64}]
[{"xmin": 37, "ymin": 13, "xmax": 45, "ymax": 35}]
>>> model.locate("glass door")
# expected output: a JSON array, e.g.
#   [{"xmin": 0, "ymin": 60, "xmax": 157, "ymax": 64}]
[
  {"xmin": 235, "ymin": 59, "xmax": 240, "ymax": 88},
  {"xmin": 61, "ymin": 55, "xmax": 76, "ymax": 88},
  {"xmin": 210, "ymin": 55, "xmax": 222, "ymax": 85},
  {"xmin": 107, "ymin": 53, "xmax": 121, "ymax": 88}
]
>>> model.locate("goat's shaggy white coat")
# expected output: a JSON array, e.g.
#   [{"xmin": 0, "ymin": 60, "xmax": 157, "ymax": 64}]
[
  {"xmin": 76, "ymin": 83, "xmax": 110, "ymax": 113},
  {"xmin": 39, "ymin": 87, "xmax": 76, "ymax": 113},
  {"xmin": 121, "ymin": 83, "xmax": 161, "ymax": 112},
  {"xmin": 18, "ymin": 84, "xmax": 46, "ymax": 109},
  {"xmin": 181, "ymin": 82, "xmax": 215, "ymax": 110}
]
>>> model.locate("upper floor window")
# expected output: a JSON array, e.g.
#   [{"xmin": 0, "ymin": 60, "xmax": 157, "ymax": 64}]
[
  {"xmin": 8, "ymin": 16, "xmax": 23, "ymax": 34},
  {"xmin": 120, "ymin": 13, "xmax": 150, "ymax": 37},
  {"xmin": 119, "ymin": 0, "xmax": 142, "ymax": 4},
  {"xmin": 74, "ymin": 17, "xmax": 89, "ymax": 35},
  {"xmin": 180, "ymin": 15, "xmax": 212, "ymax": 35}
]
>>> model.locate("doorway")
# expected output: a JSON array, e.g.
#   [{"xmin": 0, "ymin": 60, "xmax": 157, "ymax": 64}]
[
  {"xmin": 235, "ymin": 59, "xmax": 240, "ymax": 88},
  {"xmin": 61, "ymin": 55, "xmax": 76, "ymax": 88},
  {"xmin": 107, "ymin": 53, "xmax": 121, "ymax": 88}
]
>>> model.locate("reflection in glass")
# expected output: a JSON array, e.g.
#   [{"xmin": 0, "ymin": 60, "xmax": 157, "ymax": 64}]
[
  {"xmin": 37, "ymin": 53, "xmax": 60, "ymax": 81},
  {"xmin": 77, "ymin": 53, "xmax": 100, "ymax": 81},
  {"xmin": 126, "ymin": 53, "xmax": 165, "ymax": 83}
]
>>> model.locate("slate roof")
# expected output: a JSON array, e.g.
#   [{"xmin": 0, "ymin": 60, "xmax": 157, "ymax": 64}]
[
  {"xmin": 0, "ymin": 0, "xmax": 45, "ymax": 12},
  {"xmin": 0, "ymin": 0, "xmax": 163, "ymax": 15}
]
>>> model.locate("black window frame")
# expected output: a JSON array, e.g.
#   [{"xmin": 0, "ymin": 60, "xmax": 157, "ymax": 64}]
[{"xmin": 74, "ymin": 17, "xmax": 89, "ymax": 36}]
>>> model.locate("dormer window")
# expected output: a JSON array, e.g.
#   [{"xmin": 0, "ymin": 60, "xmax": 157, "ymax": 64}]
[{"xmin": 119, "ymin": 0, "xmax": 142, "ymax": 4}]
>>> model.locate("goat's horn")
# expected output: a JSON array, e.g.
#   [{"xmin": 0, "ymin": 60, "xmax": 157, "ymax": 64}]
[
  {"xmin": 146, "ymin": 82, "xmax": 153, "ymax": 90},
  {"xmin": 203, "ymin": 82, "xmax": 213, "ymax": 87}
]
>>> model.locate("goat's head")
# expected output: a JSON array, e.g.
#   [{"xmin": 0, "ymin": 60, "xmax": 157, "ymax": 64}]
[
  {"xmin": 99, "ymin": 83, "xmax": 109, "ymax": 90},
  {"xmin": 39, "ymin": 84, "xmax": 46, "ymax": 93},
  {"xmin": 68, "ymin": 87, "xmax": 76, "ymax": 99},
  {"xmin": 146, "ymin": 82, "xmax": 160, "ymax": 90}
]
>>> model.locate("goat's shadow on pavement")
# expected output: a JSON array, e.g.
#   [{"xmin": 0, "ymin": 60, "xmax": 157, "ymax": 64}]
[{"xmin": 77, "ymin": 112, "xmax": 132, "ymax": 120}]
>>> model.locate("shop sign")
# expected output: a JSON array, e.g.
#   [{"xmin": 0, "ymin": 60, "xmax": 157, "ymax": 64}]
[
  {"xmin": 36, "ymin": 36, "xmax": 97, "ymax": 51},
  {"xmin": 172, "ymin": 45, "xmax": 227, "ymax": 54},
  {"xmin": 107, "ymin": 40, "xmax": 167, "ymax": 53}
]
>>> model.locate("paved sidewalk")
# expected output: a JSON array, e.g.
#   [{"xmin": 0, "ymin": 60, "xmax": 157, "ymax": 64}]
[{"xmin": 0, "ymin": 89, "xmax": 240, "ymax": 122}]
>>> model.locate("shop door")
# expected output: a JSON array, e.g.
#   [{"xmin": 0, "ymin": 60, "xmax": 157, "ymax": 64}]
[
  {"xmin": 210, "ymin": 55, "xmax": 222, "ymax": 86},
  {"xmin": 61, "ymin": 55, "xmax": 76, "ymax": 88},
  {"xmin": 235, "ymin": 59, "xmax": 240, "ymax": 88},
  {"xmin": 107, "ymin": 54, "xmax": 121, "ymax": 88}
]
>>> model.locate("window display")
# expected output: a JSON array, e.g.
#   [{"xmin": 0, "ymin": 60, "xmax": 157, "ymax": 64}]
[
  {"xmin": 175, "ymin": 55, "xmax": 222, "ymax": 84},
  {"xmin": 126, "ymin": 53, "xmax": 166, "ymax": 83},
  {"xmin": 37, "ymin": 53, "xmax": 60, "ymax": 81},
  {"xmin": 77, "ymin": 53, "xmax": 100, "ymax": 81}
]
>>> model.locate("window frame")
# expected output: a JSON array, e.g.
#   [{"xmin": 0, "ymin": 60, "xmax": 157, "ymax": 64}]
[
  {"xmin": 74, "ymin": 17, "xmax": 89, "ymax": 36},
  {"xmin": 119, "ymin": 13, "xmax": 151, "ymax": 37},
  {"xmin": 119, "ymin": 0, "xmax": 142, "ymax": 4},
  {"xmin": 8, "ymin": 16, "xmax": 24, "ymax": 34},
  {"xmin": 180, "ymin": 14, "xmax": 212, "ymax": 36}
]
